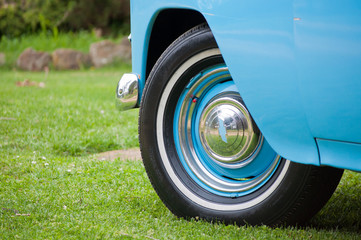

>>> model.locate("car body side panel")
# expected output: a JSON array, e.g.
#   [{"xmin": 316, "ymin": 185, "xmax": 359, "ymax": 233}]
[
  {"xmin": 130, "ymin": 0, "xmax": 361, "ymax": 169},
  {"xmin": 199, "ymin": 1, "xmax": 320, "ymax": 165},
  {"xmin": 317, "ymin": 139, "xmax": 361, "ymax": 172},
  {"xmin": 294, "ymin": 1, "xmax": 361, "ymax": 143}
]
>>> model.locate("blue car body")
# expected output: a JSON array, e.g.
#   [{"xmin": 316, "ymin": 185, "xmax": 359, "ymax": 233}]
[{"xmin": 129, "ymin": 0, "xmax": 361, "ymax": 171}]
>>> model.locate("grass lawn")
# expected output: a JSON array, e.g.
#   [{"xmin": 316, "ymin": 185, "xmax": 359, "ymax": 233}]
[{"xmin": 1, "ymin": 67, "xmax": 361, "ymax": 239}]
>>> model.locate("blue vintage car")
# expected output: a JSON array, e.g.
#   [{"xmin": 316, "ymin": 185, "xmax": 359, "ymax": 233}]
[{"xmin": 116, "ymin": 1, "xmax": 361, "ymax": 225}]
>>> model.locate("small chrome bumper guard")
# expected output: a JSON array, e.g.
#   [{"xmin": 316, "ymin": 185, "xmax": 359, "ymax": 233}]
[{"xmin": 116, "ymin": 73, "xmax": 139, "ymax": 111}]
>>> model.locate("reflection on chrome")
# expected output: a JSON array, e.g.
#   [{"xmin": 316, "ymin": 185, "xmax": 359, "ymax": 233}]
[
  {"xmin": 116, "ymin": 73, "xmax": 139, "ymax": 111},
  {"xmin": 199, "ymin": 93, "xmax": 261, "ymax": 165}
]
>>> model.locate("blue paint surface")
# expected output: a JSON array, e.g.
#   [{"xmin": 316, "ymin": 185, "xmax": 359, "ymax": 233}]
[
  {"xmin": 129, "ymin": 0, "xmax": 361, "ymax": 171},
  {"xmin": 317, "ymin": 139, "xmax": 361, "ymax": 172},
  {"xmin": 218, "ymin": 118, "xmax": 228, "ymax": 143}
]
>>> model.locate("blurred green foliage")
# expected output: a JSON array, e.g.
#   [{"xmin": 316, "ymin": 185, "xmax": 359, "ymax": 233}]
[{"xmin": 0, "ymin": 0, "xmax": 130, "ymax": 38}]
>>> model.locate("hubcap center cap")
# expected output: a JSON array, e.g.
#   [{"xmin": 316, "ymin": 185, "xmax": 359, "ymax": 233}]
[{"xmin": 199, "ymin": 93, "xmax": 261, "ymax": 164}]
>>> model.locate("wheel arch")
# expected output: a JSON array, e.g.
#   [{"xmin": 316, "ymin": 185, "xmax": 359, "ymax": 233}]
[
  {"xmin": 138, "ymin": 23, "xmax": 344, "ymax": 225},
  {"xmin": 145, "ymin": 9, "xmax": 207, "ymax": 80},
  {"xmin": 138, "ymin": 7, "xmax": 320, "ymax": 167}
]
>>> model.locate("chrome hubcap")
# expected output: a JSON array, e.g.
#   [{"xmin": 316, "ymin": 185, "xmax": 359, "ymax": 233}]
[
  {"xmin": 173, "ymin": 61, "xmax": 281, "ymax": 196},
  {"xmin": 199, "ymin": 93, "xmax": 261, "ymax": 165}
]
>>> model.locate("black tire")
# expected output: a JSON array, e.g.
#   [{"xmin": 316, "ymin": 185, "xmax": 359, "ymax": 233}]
[{"xmin": 139, "ymin": 24, "xmax": 343, "ymax": 226}]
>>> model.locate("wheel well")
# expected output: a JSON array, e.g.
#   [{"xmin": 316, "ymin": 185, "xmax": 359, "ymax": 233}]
[{"xmin": 146, "ymin": 9, "xmax": 206, "ymax": 79}]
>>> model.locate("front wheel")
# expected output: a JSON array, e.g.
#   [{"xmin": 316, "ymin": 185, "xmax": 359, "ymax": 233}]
[{"xmin": 139, "ymin": 24, "xmax": 343, "ymax": 225}]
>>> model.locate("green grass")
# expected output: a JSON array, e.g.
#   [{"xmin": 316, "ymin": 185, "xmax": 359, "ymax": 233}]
[
  {"xmin": 1, "ymin": 68, "xmax": 361, "ymax": 239},
  {"xmin": 0, "ymin": 66, "xmax": 137, "ymax": 156},
  {"xmin": 0, "ymin": 31, "xmax": 125, "ymax": 69}
]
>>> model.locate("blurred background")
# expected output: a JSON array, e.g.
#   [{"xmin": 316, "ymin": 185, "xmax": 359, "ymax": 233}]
[
  {"xmin": 0, "ymin": 0, "xmax": 130, "ymax": 38},
  {"xmin": 0, "ymin": 0, "xmax": 131, "ymax": 70}
]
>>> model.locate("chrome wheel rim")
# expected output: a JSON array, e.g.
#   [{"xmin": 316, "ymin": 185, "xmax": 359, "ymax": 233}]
[{"xmin": 173, "ymin": 62, "xmax": 281, "ymax": 197}]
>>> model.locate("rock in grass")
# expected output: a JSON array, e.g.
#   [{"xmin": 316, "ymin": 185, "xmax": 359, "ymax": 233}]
[
  {"xmin": 119, "ymin": 37, "xmax": 131, "ymax": 61},
  {"xmin": 52, "ymin": 49, "xmax": 92, "ymax": 70},
  {"xmin": 17, "ymin": 48, "xmax": 51, "ymax": 71},
  {"xmin": 0, "ymin": 52, "xmax": 5, "ymax": 66},
  {"xmin": 89, "ymin": 37, "xmax": 131, "ymax": 67}
]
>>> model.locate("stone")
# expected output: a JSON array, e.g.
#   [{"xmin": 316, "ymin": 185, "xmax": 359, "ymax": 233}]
[
  {"xmin": 89, "ymin": 37, "xmax": 131, "ymax": 67},
  {"xmin": 96, "ymin": 148, "xmax": 141, "ymax": 161},
  {"xmin": 0, "ymin": 52, "xmax": 5, "ymax": 66},
  {"xmin": 17, "ymin": 48, "xmax": 51, "ymax": 71},
  {"xmin": 52, "ymin": 49, "xmax": 92, "ymax": 70},
  {"xmin": 15, "ymin": 79, "xmax": 46, "ymax": 88},
  {"xmin": 118, "ymin": 36, "xmax": 132, "ymax": 61}
]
